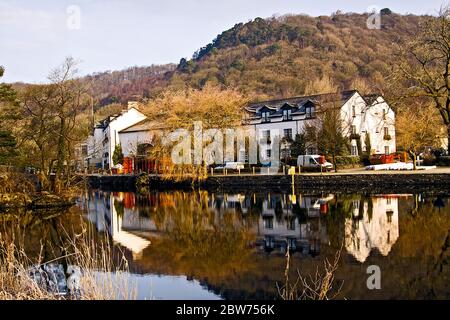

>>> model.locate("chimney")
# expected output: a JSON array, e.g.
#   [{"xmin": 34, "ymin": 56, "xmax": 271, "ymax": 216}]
[{"xmin": 128, "ymin": 101, "xmax": 138, "ymax": 110}]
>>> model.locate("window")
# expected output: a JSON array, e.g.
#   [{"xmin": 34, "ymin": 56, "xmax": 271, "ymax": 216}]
[
  {"xmin": 262, "ymin": 111, "xmax": 270, "ymax": 123},
  {"xmin": 306, "ymin": 106, "xmax": 315, "ymax": 118},
  {"xmin": 384, "ymin": 146, "xmax": 390, "ymax": 155},
  {"xmin": 306, "ymin": 146, "xmax": 316, "ymax": 155},
  {"xmin": 352, "ymin": 106, "xmax": 356, "ymax": 117},
  {"xmin": 351, "ymin": 125, "xmax": 357, "ymax": 135},
  {"xmin": 287, "ymin": 218, "xmax": 296, "ymax": 231},
  {"xmin": 265, "ymin": 236, "xmax": 275, "ymax": 248},
  {"xmin": 266, "ymin": 149, "xmax": 272, "ymax": 158},
  {"xmin": 384, "ymin": 127, "xmax": 389, "ymax": 136},
  {"xmin": 351, "ymin": 145, "xmax": 358, "ymax": 156},
  {"xmin": 282, "ymin": 109, "xmax": 292, "ymax": 121},
  {"xmin": 264, "ymin": 217, "xmax": 274, "ymax": 229},
  {"xmin": 284, "ymin": 128, "xmax": 293, "ymax": 139},
  {"xmin": 287, "ymin": 237, "xmax": 297, "ymax": 250},
  {"xmin": 383, "ymin": 109, "xmax": 387, "ymax": 120},
  {"xmin": 263, "ymin": 130, "xmax": 271, "ymax": 143},
  {"xmin": 281, "ymin": 149, "xmax": 291, "ymax": 159}
]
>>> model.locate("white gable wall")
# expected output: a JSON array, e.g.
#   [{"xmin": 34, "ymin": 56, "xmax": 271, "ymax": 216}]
[
  {"xmin": 99, "ymin": 108, "xmax": 147, "ymax": 168},
  {"xmin": 119, "ymin": 130, "xmax": 155, "ymax": 157},
  {"xmin": 245, "ymin": 91, "xmax": 396, "ymax": 161},
  {"xmin": 364, "ymin": 97, "xmax": 396, "ymax": 155}
]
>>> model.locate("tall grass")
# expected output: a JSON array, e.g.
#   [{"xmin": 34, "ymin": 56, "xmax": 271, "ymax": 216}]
[
  {"xmin": 0, "ymin": 220, "xmax": 137, "ymax": 300},
  {"xmin": 277, "ymin": 244, "xmax": 343, "ymax": 300}
]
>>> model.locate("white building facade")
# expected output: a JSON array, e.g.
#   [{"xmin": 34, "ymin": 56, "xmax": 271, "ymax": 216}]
[
  {"xmin": 85, "ymin": 102, "xmax": 147, "ymax": 169},
  {"xmin": 85, "ymin": 90, "xmax": 396, "ymax": 170},
  {"xmin": 244, "ymin": 90, "xmax": 396, "ymax": 160}
]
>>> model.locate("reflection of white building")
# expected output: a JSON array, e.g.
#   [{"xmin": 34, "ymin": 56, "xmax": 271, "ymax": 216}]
[
  {"xmin": 345, "ymin": 196, "xmax": 400, "ymax": 263},
  {"xmin": 214, "ymin": 193, "xmax": 331, "ymax": 256},
  {"xmin": 84, "ymin": 191, "xmax": 152, "ymax": 260}
]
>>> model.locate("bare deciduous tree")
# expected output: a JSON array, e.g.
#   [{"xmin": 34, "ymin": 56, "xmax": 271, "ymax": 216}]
[
  {"xmin": 393, "ymin": 6, "xmax": 450, "ymax": 152},
  {"xmin": 396, "ymin": 104, "xmax": 441, "ymax": 169}
]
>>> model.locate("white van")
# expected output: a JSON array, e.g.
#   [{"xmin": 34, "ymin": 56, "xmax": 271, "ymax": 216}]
[
  {"xmin": 297, "ymin": 155, "xmax": 333, "ymax": 171},
  {"xmin": 214, "ymin": 162, "xmax": 245, "ymax": 171}
]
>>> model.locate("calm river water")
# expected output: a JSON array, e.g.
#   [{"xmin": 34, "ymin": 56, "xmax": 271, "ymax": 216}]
[{"xmin": 2, "ymin": 189, "xmax": 449, "ymax": 299}]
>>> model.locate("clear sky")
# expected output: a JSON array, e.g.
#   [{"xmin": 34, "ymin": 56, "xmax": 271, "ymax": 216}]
[{"xmin": 0, "ymin": 0, "xmax": 447, "ymax": 83}]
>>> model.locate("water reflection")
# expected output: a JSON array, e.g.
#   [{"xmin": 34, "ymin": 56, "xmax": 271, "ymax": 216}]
[
  {"xmin": 78, "ymin": 190, "xmax": 450, "ymax": 299},
  {"xmin": 84, "ymin": 191, "xmax": 152, "ymax": 259},
  {"xmin": 345, "ymin": 196, "xmax": 400, "ymax": 263},
  {"xmin": 81, "ymin": 191, "xmax": 404, "ymax": 263}
]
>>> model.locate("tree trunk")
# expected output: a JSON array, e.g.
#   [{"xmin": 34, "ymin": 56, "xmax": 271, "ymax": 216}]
[
  {"xmin": 447, "ymin": 125, "xmax": 450, "ymax": 155},
  {"xmin": 412, "ymin": 152, "xmax": 417, "ymax": 170},
  {"xmin": 54, "ymin": 117, "xmax": 66, "ymax": 193},
  {"xmin": 332, "ymin": 154, "xmax": 337, "ymax": 172}
]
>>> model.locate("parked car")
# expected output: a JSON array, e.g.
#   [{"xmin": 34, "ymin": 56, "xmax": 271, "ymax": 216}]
[
  {"xmin": 214, "ymin": 162, "xmax": 245, "ymax": 171},
  {"xmin": 297, "ymin": 155, "xmax": 333, "ymax": 171}
]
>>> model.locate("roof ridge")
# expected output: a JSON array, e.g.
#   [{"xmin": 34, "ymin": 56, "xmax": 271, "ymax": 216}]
[{"xmin": 246, "ymin": 90, "xmax": 358, "ymax": 107}]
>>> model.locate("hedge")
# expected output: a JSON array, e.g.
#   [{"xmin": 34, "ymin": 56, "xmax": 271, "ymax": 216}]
[
  {"xmin": 329, "ymin": 156, "xmax": 363, "ymax": 168},
  {"xmin": 436, "ymin": 156, "xmax": 450, "ymax": 167}
]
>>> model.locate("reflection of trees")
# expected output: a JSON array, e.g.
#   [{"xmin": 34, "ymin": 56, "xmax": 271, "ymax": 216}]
[
  {"xmin": 151, "ymin": 191, "xmax": 257, "ymax": 266},
  {"xmin": 0, "ymin": 207, "xmax": 84, "ymax": 266}
]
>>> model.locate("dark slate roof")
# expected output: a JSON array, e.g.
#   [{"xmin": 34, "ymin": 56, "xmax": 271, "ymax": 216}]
[
  {"xmin": 120, "ymin": 118, "xmax": 166, "ymax": 133},
  {"xmin": 362, "ymin": 94, "xmax": 381, "ymax": 105},
  {"xmin": 245, "ymin": 90, "xmax": 359, "ymax": 114}
]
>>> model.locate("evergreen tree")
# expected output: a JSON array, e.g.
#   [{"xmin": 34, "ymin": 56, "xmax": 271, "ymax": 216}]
[
  {"xmin": 112, "ymin": 144, "xmax": 124, "ymax": 165},
  {"xmin": 0, "ymin": 66, "xmax": 19, "ymax": 164},
  {"xmin": 290, "ymin": 133, "xmax": 306, "ymax": 157}
]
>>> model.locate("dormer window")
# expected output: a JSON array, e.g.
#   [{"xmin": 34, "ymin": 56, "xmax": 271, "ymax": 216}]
[
  {"xmin": 305, "ymin": 106, "xmax": 315, "ymax": 119},
  {"xmin": 282, "ymin": 109, "xmax": 292, "ymax": 121},
  {"xmin": 352, "ymin": 106, "xmax": 356, "ymax": 117},
  {"xmin": 262, "ymin": 111, "xmax": 271, "ymax": 123}
]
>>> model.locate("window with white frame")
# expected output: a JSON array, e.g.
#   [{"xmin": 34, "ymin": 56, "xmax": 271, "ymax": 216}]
[
  {"xmin": 262, "ymin": 111, "xmax": 270, "ymax": 123},
  {"xmin": 305, "ymin": 106, "xmax": 315, "ymax": 118},
  {"xmin": 283, "ymin": 109, "xmax": 292, "ymax": 121},
  {"xmin": 306, "ymin": 146, "xmax": 316, "ymax": 155},
  {"xmin": 283, "ymin": 128, "xmax": 293, "ymax": 139},
  {"xmin": 263, "ymin": 217, "xmax": 274, "ymax": 229},
  {"xmin": 263, "ymin": 130, "xmax": 271, "ymax": 143},
  {"xmin": 351, "ymin": 145, "xmax": 358, "ymax": 156}
]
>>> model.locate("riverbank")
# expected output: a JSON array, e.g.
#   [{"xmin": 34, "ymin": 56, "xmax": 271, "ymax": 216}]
[
  {"xmin": 84, "ymin": 168, "xmax": 450, "ymax": 194},
  {"xmin": 0, "ymin": 192, "xmax": 76, "ymax": 211}
]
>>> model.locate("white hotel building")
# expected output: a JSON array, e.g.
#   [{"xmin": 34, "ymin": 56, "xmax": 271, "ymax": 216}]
[
  {"xmin": 243, "ymin": 90, "xmax": 396, "ymax": 159},
  {"xmin": 84, "ymin": 90, "xmax": 396, "ymax": 169}
]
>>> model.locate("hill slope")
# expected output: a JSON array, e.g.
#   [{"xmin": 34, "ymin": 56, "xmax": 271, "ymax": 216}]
[
  {"xmin": 83, "ymin": 64, "xmax": 176, "ymax": 108},
  {"xmin": 169, "ymin": 11, "xmax": 424, "ymax": 99}
]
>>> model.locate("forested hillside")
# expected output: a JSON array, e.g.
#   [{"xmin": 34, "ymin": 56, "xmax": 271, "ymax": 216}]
[
  {"xmin": 83, "ymin": 64, "xmax": 176, "ymax": 108},
  {"xmin": 169, "ymin": 11, "xmax": 424, "ymax": 100},
  {"xmin": 8, "ymin": 11, "xmax": 429, "ymax": 105}
]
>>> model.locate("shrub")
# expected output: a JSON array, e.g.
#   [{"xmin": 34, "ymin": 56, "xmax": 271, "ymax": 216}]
[
  {"xmin": 329, "ymin": 156, "xmax": 362, "ymax": 168},
  {"xmin": 436, "ymin": 156, "xmax": 450, "ymax": 167},
  {"xmin": 423, "ymin": 155, "xmax": 436, "ymax": 166}
]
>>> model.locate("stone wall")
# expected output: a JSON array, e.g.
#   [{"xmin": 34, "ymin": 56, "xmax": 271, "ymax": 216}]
[
  {"xmin": 86, "ymin": 173, "xmax": 450, "ymax": 195},
  {"xmin": 205, "ymin": 173, "xmax": 450, "ymax": 194}
]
